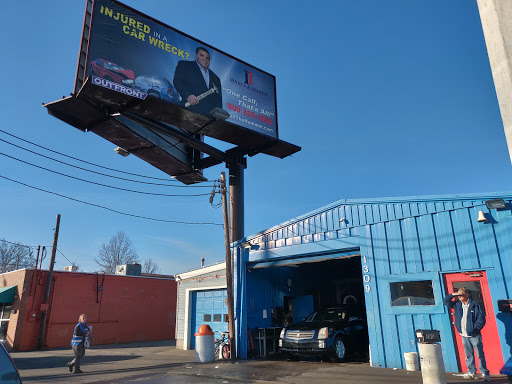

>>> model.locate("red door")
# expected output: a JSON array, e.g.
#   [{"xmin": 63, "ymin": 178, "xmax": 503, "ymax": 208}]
[{"xmin": 443, "ymin": 272, "xmax": 504, "ymax": 374}]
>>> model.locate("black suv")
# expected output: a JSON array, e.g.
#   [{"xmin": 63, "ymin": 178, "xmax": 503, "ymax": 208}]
[{"xmin": 279, "ymin": 306, "xmax": 368, "ymax": 362}]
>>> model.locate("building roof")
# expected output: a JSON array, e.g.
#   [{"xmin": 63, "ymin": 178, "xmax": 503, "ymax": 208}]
[{"xmin": 175, "ymin": 262, "xmax": 225, "ymax": 281}]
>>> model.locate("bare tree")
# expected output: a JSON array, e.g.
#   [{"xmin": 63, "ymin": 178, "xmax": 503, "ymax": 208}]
[
  {"xmin": 95, "ymin": 231, "xmax": 140, "ymax": 274},
  {"xmin": 0, "ymin": 239, "xmax": 35, "ymax": 273},
  {"xmin": 142, "ymin": 258, "xmax": 160, "ymax": 274}
]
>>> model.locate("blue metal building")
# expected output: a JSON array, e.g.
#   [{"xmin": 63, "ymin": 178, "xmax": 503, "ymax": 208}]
[{"xmin": 233, "ymin": 192, "xmax": 512, "ymax": 374}]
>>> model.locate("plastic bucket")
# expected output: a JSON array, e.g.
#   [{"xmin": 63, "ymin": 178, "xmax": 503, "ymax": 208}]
[{"xmin": 404, "ymin": 352, "xmax": 419, "ymax": 371}]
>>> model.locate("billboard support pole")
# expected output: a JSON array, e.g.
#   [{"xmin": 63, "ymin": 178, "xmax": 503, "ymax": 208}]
[
  {"xmin": 226, "ymin": 158, "xmax": 245, "ymax": 359},
  {"xmin": 228, "ymin": 158, "xmax": 245, "ymax": 243}
]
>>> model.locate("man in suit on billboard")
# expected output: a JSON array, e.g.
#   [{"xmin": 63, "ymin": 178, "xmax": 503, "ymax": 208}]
[{"xmin": 173, "ymin": 47, "xmax": 222, "ymax": 116}]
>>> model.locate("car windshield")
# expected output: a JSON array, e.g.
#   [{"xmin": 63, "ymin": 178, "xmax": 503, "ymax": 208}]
[
  {"xmin": 304, "ymin": 309, "xmax": 348, "ymax": 322},
  {"xmin": 153, "ymin": 77, "xmax": 171, "ymax": 86},
  {"xmin": 103, "ymin": 62, "xmax": 123, "ymax": 70}
]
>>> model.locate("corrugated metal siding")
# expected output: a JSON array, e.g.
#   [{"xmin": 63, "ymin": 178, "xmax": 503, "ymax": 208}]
[
  {"xmin": 359, "ymin": 199, "xmax": 510, "ymax": 371},
  {"xmin": 241, "ymin": 193, "xmax": 512, "ymax": 369}
]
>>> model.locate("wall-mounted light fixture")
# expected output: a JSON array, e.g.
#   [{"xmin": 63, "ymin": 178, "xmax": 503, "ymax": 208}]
[
  {"xmin": 477, "ymin": 211, "xmax": 488, "ymax": 223},
  {"xmin": 485, "ymin": 199, "xmax": 506, "ymax": 209},
  {"xmin": 241, "ymin": 242, "xmax": 252, "ymax": 249},
  {"xmin": 339, "ymin": 218, "xmax": 346, "ymax": 223}
]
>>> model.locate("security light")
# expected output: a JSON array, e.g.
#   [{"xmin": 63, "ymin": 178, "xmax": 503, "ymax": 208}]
[
  {"xmin": 114, "ymin": 147, "xmax": 130, "ymax": 157},
  {"xmin": 485, "ymin": 199, "xmax": 506, "ymax": 209},
  {"xmin": 210, "ymin": 107, "xmax": 230, "ymax": 121}
]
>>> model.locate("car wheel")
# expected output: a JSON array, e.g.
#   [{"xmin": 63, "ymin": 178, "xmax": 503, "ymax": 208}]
[
  {"xmin": 221, "ymin": 344, "xmax": 230, "ymax": 359},
  {"xmin": 330, "ymin": 337, "xmax": 346, "ymax": 362}
]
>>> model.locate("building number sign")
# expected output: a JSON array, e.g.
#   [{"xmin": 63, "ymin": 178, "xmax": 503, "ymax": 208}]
[{"xmin": 363, "ymin": 255, "xmax": 371, "ymax": 292}]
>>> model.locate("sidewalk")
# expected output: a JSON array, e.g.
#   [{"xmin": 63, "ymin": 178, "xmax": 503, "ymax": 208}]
[{"xmin": 11, "ymin": 340, "xmax": 510, "ymax": 384}]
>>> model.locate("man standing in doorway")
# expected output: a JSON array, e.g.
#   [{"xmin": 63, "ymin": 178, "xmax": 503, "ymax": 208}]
[{"xmin": 443, "ymin": 288, "xmax": 489, "ymax": 381}]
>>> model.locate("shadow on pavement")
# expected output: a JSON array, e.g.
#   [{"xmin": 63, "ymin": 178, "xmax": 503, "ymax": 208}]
[
  {"xmin": 18, "ymin": 361, "xmax": 187, "ymax": 382},
  {"xmin": 13, "ymin": 353, "xmax": 140, "ymax": 370}
]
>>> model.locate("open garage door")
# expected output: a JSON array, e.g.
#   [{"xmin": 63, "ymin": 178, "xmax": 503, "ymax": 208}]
[{"xmin": 245, "ymin": 253, "xmax": 368, "ymax": 357}]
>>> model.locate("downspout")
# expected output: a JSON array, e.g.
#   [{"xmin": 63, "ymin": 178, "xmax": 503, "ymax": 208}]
[{"xmin": 235, "ymin": 244, "xmax": 249, "ymax": 359}]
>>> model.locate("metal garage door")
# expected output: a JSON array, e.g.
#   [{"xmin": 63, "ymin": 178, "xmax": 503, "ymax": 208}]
[{"xmin": 190, "ymin": 289, "xmax": 228, "ymax": 349}]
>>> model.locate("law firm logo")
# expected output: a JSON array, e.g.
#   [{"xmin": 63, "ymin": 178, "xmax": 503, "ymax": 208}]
[
  {"xmin": 230, "ymin": 69, "xmax": 268, "ymax": 97},
  {"xmin": 244, "ymin": 70, "xmax": 253, "ymax": 85}
]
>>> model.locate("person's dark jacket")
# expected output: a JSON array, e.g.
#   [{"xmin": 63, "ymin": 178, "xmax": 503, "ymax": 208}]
[
  {"xmin": 443, "ymin": 294, "xmax": 485, "ymax": 336},
  {"xmin": 173, "ymin": 60, "xmax": 222, "ymax": 116}
]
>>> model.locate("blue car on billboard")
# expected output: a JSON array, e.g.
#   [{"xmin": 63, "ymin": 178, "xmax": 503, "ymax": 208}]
[{"xmin": 134, "ymin": 76, "xmax": 181, "ymax": 103}]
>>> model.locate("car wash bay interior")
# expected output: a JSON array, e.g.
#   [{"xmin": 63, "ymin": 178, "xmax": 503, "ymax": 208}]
[{"xmin": 245, "ymin": 255, "xmax": 365, "ymax": 331}]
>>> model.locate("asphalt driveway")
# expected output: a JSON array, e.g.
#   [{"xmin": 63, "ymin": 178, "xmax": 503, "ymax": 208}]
[{"xmin": 10, "ymin": 340, "xmax": 509, "ymax": 384}]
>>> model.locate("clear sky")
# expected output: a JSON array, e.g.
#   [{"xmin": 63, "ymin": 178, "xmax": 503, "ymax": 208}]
[{"xmin": 1, "ymin": 0, "xmax": 511, "ymax": 275}]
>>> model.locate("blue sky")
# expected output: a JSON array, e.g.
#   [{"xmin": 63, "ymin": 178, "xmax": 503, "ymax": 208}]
[{"xmin": 0, "ymin": 0, "xmax": 510, "ymax": 275}]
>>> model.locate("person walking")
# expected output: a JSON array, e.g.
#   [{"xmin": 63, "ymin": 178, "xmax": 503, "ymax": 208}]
[
  {"xmin": 66, "ymin": 314, "xmax": 91, "ymax": 374},
  {"xmin": 443, "ymin": 288, "xmax": 489, "ymax": 381}
]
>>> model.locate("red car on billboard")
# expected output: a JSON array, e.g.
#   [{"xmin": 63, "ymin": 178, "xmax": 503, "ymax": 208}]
[{"xmin": 88, "ymin": 58, "xmax": 135, "ymax": 87}]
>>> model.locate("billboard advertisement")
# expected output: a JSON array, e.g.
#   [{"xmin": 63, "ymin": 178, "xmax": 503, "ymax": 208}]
[{"xmin": 81, "ymin": 0, "xmax": 278, "ymax": 139}]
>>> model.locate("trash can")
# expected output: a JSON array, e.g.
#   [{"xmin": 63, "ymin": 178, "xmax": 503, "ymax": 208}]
[
  {"xmin": 416, "ymin": 329, "xmax": 447, "ymax": 384},
  {"xmin": 404, "ymin": 352, "xmax": 419, "ymax": 371},
  {"xmin": 195, "ymin": 324, "xmax": 215, "ymax": 362}
]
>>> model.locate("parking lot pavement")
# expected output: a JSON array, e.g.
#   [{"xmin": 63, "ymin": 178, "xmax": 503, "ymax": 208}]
[{"xmin": 11, "ymin": 341, "xmax": 510, "ymax": 384}]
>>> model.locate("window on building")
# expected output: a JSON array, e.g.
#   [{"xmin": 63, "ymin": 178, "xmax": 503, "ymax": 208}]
[
  {"xmin": 224, "ymin": 314, "xmax": 229, "ymax": 323},
  {"xmin": 390, "ymin": 280, "xmax": 435, "ymax": 306},
  {"xmin": 0, "ymin": 304, "xmax": 12, "ymax": 340},
  {"xmin": 203, "ymin": 314, "xmax": 211, "ymax": 322},
  {"xmin": 213, "ymin": 314, "xmax": 222, "ymax": 322}
]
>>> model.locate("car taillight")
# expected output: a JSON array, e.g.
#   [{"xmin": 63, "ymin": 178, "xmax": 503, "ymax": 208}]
[
  {"xmin": 280, "ymin": 328, "xmax": 286, "ymax": 338},
  {"xmin": 318, "ymin": 327, "xmax": 329, "ymax": 339}
]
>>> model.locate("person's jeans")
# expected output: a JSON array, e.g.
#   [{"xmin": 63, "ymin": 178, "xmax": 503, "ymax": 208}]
[
  {"xmin": 461, "ymin": 334, "xmax": 489, "ymax": 375},
  {"xmin": 71, "ymin": 344, "xmax": 86, "ymax": 370}
]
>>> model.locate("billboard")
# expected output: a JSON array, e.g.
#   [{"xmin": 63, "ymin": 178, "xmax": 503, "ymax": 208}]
[{"xmin": 79, "ymin": 0, "xmax": 278, "ymax": 139}]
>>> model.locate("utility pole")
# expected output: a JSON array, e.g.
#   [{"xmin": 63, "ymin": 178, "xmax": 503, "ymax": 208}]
[
  {"xmin": 221, "ymin": 172, "xmax": 236, "ymax": 359},
  {"xmin": 38, "ymin": 214, "xmax": 61, "ymax": 350}
]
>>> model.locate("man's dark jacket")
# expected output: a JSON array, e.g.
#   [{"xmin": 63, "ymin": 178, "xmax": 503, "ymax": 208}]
[
  {"xmin": 443, "ymin": 294, "xmax": 486, "ymax": 336},
  {"xmin": 173, "ymin": 60, "xmax": 222, "ymax": 116}
]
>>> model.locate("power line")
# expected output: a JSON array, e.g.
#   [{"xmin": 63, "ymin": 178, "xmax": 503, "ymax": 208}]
[
  {"xmin": 0, "ymin": 238, "xmax": 36, "ymax": 249},
  {"xmin": 56, "ymin": 249, "xmax": 75, "ymax": 266},
  {"xmin": 209, "ymin": 180, "xmax": 223, "ymax": 209},
  {"xmin": 0, "ymin": 137, "xmax": 214, "ymax": 188},
  {"xmin": 0, "ymin": 128, "xmax": 190, "ymax": 182},
  {"xmin": 0, "ymin": 152, "xmax": 211, "ymax": 197},
  {"xmin": 0, "ymin": 174, "xmax": 223, "ymax": 226}
]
